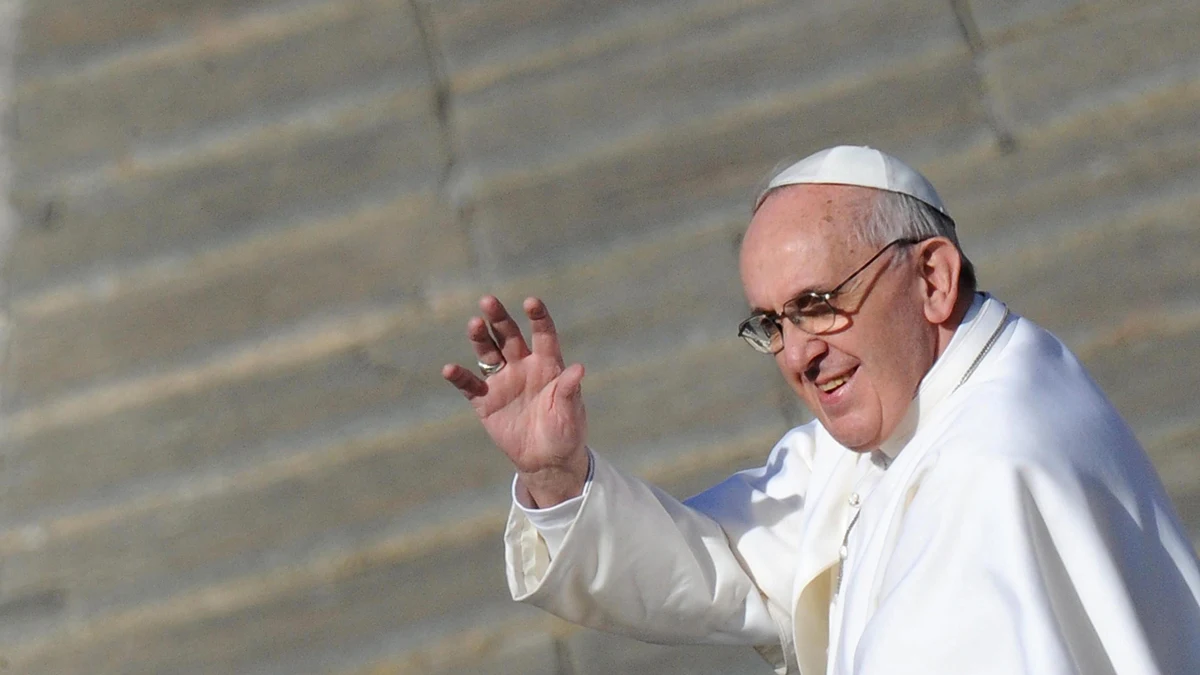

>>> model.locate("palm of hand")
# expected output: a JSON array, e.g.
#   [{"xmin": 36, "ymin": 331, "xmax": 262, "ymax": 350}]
[
  {"xmin": 442, "ymin": 296, "xmax": 590, "ymax": 505},
  {"xmin": 473, "ymin": 355, "xmax": 586, "ymax": 475}
]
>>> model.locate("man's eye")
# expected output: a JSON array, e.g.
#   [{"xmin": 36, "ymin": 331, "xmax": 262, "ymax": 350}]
[
  {"xmin": 793, "ymin": 299, "xmax": 832, "ymax": 316},
  {"xmin": 757, "ymin": 315, "xmax": 782, "ymax": 333}
]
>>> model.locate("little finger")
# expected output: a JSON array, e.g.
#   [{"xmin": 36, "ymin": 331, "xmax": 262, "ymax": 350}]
[{"xmin": 442, "ymin": 363, "xmax": 488, "ymax": 400}]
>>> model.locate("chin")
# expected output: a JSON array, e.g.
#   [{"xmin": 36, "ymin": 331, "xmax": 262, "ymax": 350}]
[
  {"xmin": 832, "ymin": 434, "xmax": 879, "ymax": 453},
  {"xmin": 823, "ymin": 419, "xmax": 882, "ymax": 452}
]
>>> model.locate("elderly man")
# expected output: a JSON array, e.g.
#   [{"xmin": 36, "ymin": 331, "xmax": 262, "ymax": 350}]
[{"xmin": 441, "ymin": 146, "xmax": 1200, "ymax": 674}]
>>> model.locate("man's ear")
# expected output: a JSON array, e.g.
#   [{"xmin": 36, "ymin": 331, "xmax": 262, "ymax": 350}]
[{"xmin": 917, "ymin": 237, "xmax": 961, "ymax": 325}]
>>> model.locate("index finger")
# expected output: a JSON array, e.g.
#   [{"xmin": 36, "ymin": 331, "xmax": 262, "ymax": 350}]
[{"xmin": 524, "ymin": 297, "xmax": 563, "ymax": 365}]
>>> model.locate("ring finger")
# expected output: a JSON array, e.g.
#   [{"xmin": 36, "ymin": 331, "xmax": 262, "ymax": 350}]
[
  {"xmin": 480, "ymin": 295, "xmax": 531, "ymax": 361},
  {"xmin": 467, "ymin": 316, "xmax": 505, "ymax": 370}
]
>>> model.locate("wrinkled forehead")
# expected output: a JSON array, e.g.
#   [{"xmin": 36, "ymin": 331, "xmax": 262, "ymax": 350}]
[
  {"xmin": 739, "ymin": 185, "xmax": 878, "ymax": 306},
  {"xmin": 742, "ymin": 184, "xmax": 875, "ymax": 260}
]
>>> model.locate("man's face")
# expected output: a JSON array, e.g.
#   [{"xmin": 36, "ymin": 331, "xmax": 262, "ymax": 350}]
[{"xmin": 739, "ymin": 185, "xmax": 939, "ymax": 451}]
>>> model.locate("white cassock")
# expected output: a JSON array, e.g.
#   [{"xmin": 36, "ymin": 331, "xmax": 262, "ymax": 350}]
[{"xmin": 504, "ymin": 294, "xmax": 1200, "ymax": 675}]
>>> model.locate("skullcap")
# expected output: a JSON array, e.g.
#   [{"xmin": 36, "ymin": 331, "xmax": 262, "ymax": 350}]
[{"xmin": 754, "ymin": 145, "xmax": 949, "ymax": 218}]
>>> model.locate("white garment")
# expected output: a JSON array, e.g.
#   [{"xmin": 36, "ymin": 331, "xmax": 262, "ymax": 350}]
[{"xmin": 505, "ymin": 295, "xmax": 1200, "ymax": 674}]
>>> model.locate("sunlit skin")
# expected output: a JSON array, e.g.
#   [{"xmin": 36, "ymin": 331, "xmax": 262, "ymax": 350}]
[
  {"xmin": 740, "ymin": 184, "xmax": 970, "ymax": 451},
  {"xmin": 442, "ymin": 295, "xmax": 591, "ymax": 507}
]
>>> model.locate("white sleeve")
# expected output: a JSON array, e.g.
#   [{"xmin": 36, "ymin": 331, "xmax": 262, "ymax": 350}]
[
  {"xmin": 506, "ymin": 450, "xmax": 781, "ymax": 646},
  {"xmin": 503, "ymin": 429, "xmax": 821, "ymax": 675},
  {"xmin": 511, "ymin": 454, "xmax": 592, "ymax": 558}
]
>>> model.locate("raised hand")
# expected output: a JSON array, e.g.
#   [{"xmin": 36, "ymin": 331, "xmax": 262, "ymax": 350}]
[{"xmin": 442, "ymin": 295, "xmax": 589, "ymax": 507}]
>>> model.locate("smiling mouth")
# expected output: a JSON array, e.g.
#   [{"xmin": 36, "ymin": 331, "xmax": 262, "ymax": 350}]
[{"xmin": 816, "ymin": 368, "xmax": 856, "ymax": 393}]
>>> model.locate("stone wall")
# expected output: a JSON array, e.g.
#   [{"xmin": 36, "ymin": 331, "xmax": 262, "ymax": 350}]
[{"xmin": 0, "ymin": 0, "xmax": 1198, "ymax": 672}]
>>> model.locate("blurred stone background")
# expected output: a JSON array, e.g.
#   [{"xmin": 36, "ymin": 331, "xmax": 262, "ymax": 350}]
[{"xmin": 0, "ymin": 0, "xmax": 1197, "ymax": 673}]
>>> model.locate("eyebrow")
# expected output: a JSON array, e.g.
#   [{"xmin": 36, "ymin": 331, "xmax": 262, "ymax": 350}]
[
  {"xmin": 748, "ymin": 285, "xmax": 826, "ymax": 316},
  {"xmin": 748, "ymin": 291, "xmax": 816, "ymax": 317}
]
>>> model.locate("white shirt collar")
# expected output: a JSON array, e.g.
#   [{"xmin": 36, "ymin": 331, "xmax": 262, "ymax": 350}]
[{"xmin": 877, "ymin": 293, "xmax": 1009, "ymax": 458}]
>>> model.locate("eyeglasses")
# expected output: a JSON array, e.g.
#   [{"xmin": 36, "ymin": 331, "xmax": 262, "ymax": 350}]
[{"xmin": 738, "ymin": 237, "xmax": 927, "ymax": 354}]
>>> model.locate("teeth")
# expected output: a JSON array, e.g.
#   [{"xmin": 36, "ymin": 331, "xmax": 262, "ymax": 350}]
[{"xmin": 818, "ymin": 375, "xmax": 849, "ymax": 393}]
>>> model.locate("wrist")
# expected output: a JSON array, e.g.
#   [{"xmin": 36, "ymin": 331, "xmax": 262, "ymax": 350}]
[{"xmin": 517, "ymin": 450, "xmax": 590, "ymax": 508}]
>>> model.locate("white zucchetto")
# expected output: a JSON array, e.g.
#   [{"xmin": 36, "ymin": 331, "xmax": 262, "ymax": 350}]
[{"xmin": 755, "ymin": 145, "xmax": 949, "ymax": 218}]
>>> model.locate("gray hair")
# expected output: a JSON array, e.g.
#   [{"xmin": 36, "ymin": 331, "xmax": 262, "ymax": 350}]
[{"xmin": 857, "ymin": 190, "xmax": 977, "ymax": 294}]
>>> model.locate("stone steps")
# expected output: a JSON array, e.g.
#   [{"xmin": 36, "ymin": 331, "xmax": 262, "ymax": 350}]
[
  {"xmin": 0, "ymin": 429, "xmax": 780, "ymax": 675},
  {"xmin": 2, "ymin": 277, "xmax": 1197, "ymax": 662},
  {"xmin": 8, "ymin": 0, "xmax": 1193, "ymax": 402},
  {"xmin": 467, "ymin": 50, "xmax": 991, "ymax": 279},
  {"xmin": 981, "ymin": 194, "xmax": 1200, "ymax": 344},
  {"xmin": 12, "ymin": 0, "xmax": 1193, "ymax": 289},
  {"xmin": 428, "ymin": 0, "xmax": 762, "ymax": 94},
  {"xmin": 5, "ymin": 176, "xmax": 1198, "ymax": 531},
  {"xmin": 9, "ymin": 526, "xmax": 520, "ymax": 675},
  {"xmin": 8, "ymin": 84, "xmax": 444, "ymax": 304},
  {"xmin": 8, "ymin": 58, "xmax": 1197, "ymax": 420},
  {"xmin": 977, "ymin": 0, "xmax": 1200, "ymax": 133},
  {"xmin": 1, "ymin": 209, "xmax": 741, "ymax": 442},
  {"xmin": 0, "ymin": 218, "xmax": 754, "ymax": 517},
  {"xmin": 964, "ymin": 0, "xmax": 1128, "ymax": 46},
  {"xmin": 13, "ymin": 0, "xmax": 429, "ymax": 180},
  {"xmin": 9, "ymin": 331, "xmax": 1200, "ymax": 672},
  {"xmin": 4, "ymin": 0, "xmax": 1200, "ymax": 672},
  {"xmin": 18, "ymin": 0, "xmax": 298, "ymax": 75},
  {"xmin": 1085, "ymin": 310, "xmax": 1200, "ymax": 438},
  {"xmin": 1148, "ymin": 423, "xmax": 1200, "ymax": 542},
  {"xmin": 449, "ymin": 0, "xmax": 962, "ymax": 178},
  {"xmin": 2, "ymin": 334, "xmax": 782, "ymax": 603},
  {"xmin": 421, "ymin": 632, "xmax": 565, "ymax": 675},
  {"xmin": 930, "ymin": 78, "xmax": 1200, "ymax": 251},
  {"xmin": 11, "ymin": 307, "xmax": 1193, "ymax": 674},
  {"xmin": 1, "ymin": 300, "xmax": 468, "ymax": 523},
  {"xmin": 0, "ymin": 338, "xmax": 784, "ymax": 617},
  {"xmin": 8, "ymin": 32, "xmax": 1198, "ymax": 411},
  {"xmin": 6, "ymin": 191, "xmax": 467, "ymax": 407},
  {"xmin": 5, "ymin": 202, "xmax": 740, "ymax": 416},
  {"xmin": 9, "ymin": 0, "xmax": 1190, "ymax": 302}
]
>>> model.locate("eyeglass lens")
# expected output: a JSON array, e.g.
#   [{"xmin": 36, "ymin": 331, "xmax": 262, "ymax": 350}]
[{"xmin": 738, "ymin": 299, "xmax": 843, "ymax": 354}]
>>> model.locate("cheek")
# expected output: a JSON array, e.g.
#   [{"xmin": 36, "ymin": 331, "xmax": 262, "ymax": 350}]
[
  {"xmin": 864, "ymin": 318, "xmax": 929, "ymax": 402},
  {"xmin": 848, "ymin": 301, "xmax": 921, "ymax": 388}
]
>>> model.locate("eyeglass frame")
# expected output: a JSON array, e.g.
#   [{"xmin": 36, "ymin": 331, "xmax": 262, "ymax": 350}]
[{"xmin": 737, "ymin": 236, "xmax": 931, "ymax": 354}]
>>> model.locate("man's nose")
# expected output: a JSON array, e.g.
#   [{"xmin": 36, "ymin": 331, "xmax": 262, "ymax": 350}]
[{"xmin": 780, "ymin": 320, "xmax": 825, "ymax": 374}]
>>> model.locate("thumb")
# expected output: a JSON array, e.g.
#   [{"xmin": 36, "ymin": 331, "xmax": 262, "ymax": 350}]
[{"xmin": 554, "ymin": 363, "xmax": 586, "ymax": 402}]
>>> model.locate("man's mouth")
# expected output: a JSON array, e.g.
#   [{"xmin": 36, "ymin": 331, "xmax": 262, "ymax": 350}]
[
  {"xmin": 818, "ymin": 375, "xmax": 850, "ymax": 393},
  {"xmin": 815, "ymin": 367, "xmax": 857, "ymax": 394}
]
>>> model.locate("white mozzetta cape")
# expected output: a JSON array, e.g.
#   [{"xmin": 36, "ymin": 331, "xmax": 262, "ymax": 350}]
[{"xmin": 505, "ymin": 296, "xmax": 1200, "ymax": 675}]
